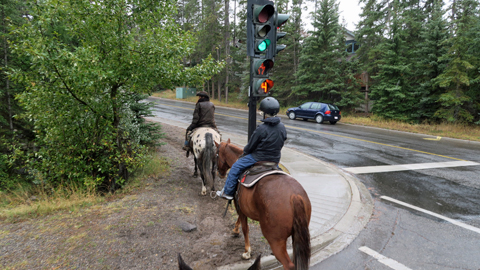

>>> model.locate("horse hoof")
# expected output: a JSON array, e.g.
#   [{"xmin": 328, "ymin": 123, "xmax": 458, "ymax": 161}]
[
  {"xmin": 242, "ymin": 252, "xmax": 251, "ymax": 260},
  {"xmin": 231, "ymin": 232, "xmax": 240, "ymax": 238},
  {"xmin": 193, "ymin": 173, "xmax": 198, "ymax": 178}
]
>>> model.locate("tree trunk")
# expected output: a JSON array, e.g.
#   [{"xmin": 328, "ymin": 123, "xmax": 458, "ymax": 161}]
[
  {"xmin": 217, "ymin": 47, "xmax": 221, "ymax": 102},
  {"xmin": 224, "ymin": 0, "xmax": 230, "ymax": 104}
]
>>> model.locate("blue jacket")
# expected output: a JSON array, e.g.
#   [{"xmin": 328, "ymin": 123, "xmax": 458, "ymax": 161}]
[{"xmin": 243, "ymin": 116, "xmax": 287, "ymax": 163}]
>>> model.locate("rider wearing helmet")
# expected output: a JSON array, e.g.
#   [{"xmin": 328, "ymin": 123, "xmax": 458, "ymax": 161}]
[
  {"xmin": 183, "ymin": 91, "xmax": 218, "ymax": 151},
  {"xmin": 216, "ymin": 97, "xmax": 287, "ymax": 200}
]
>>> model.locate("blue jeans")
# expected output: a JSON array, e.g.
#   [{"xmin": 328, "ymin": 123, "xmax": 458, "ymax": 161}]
[{"xmin": 223, "ymin": 154, "xmax": 257, "ymax": 196}]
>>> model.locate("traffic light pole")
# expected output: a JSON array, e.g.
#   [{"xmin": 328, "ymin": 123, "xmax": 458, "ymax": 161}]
[{"xmin": 248, "ymin": 56, "xmax": 257, "ymax": 142}]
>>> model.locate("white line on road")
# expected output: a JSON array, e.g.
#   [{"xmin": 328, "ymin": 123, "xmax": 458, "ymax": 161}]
[
  {"xmin": 359, "ymin": 246, "xmax": 412, "ymax": 270},
  {"xmin": 343, "ymin": 161, "xmax": 480, "ymax": 174},
  {"xmin": 381, "ymin": 196, "xmax": 480, "ymax": 234}
]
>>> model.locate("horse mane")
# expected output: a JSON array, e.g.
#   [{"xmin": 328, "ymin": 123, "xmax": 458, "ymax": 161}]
[{"xmin": 224, "ymin": 140, "xmax": 243, "ymax": 158}]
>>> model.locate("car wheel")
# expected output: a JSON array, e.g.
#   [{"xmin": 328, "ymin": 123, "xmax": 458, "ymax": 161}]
[
  {"xmin": 329, "ymin": 121, "xmax": 337, "ymax": 125},
  {"xmin": 288, "ymin": 112, "xmax": 296, "ymax": 120},
  {"xmin": 315, "ymin": 114, "xmax": 324, "ymax": 124}
]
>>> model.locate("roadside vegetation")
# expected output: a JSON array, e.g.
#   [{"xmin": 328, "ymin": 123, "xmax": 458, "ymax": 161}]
[{"xmin": 153, "ymin": 90, "xmax": 480, "ymax": 143}]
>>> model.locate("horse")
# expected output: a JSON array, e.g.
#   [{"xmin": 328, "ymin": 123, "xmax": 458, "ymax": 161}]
[
  {"xmin": 187, "ymin": 127, "xmax": 221, "ymax": 195},
  {"xmin": 216, "ymin": 139, "xmax": 312, "ymax": 270},
  {"xmin": 178, "ymin": 253, "xmax": 261, "ymax": 270}
]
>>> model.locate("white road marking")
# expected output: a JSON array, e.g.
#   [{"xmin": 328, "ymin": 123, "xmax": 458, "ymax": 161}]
[
  {"xmin": 359, "ymin": 246, "xmax": 412, "ymax": 270},
  {"xmin": 381, "ymin": 196, "xmax": 480, "ymax": 234},
  {"xmin": 343, "ymin": 161, "xmax": 480, "ymax": 174},
  {"xmin": 423, "ymin": 136, "xmax": 442, "ymax": 141}
]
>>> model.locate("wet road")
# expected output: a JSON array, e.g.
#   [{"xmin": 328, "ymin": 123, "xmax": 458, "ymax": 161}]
[{"xmin": 148, "ymin": 98, "xmax": 480, "ymax": 269}]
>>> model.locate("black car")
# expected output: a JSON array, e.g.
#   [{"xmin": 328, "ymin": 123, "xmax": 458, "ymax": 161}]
[{"xmin": 286, "ymin": 102, "xmax": 341, "ymax": 124}]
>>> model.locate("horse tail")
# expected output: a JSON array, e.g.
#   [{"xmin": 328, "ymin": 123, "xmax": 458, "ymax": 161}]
[
  {"xmin": 291, "ymin": 194, "xmax": 311, "ymax": 270},
  {"xmin": 202, "ymin": 133, "xmax": 214, "ymax": 189}
]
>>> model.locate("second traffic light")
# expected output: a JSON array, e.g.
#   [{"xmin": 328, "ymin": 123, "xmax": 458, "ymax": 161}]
[{"xmin": 251, "ymin": 59, "xmax": 274, "ymax": 96}]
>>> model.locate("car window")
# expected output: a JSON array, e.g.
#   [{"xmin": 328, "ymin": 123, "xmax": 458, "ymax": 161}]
[
  {"xmin": 300, "ymin": 102, "xmax": 312, "ymax": 109},
  {"xmin": 311, "ymin": 103, "xmax": 321, "ymax": 110},
  {"xmin": 328, "ymin": 104, "xmax": 339, "ymax": 110}
]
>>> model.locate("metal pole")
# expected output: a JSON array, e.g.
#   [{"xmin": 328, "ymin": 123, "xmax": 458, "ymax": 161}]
[{"xmin": 248, "ymin": 56, "xmax": 257, "ymax": 141}]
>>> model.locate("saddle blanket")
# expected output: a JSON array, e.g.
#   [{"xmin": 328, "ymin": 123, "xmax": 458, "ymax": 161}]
[
  {"xmin": 191, "ymin": 128, "xmax": 221, "ymax": 157},
  {"xmin": 239, "ymin": 166, "xmax": 290, "ymax": 188}
]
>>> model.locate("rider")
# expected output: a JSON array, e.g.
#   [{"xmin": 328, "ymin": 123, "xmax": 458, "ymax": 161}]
[
  {"xmin": 216, "ymin": 97, "xmax": 287, "ymax": 200},
  {"xmin": 183, "ymin": 91, "xmax": 218, "ymax": 152}
]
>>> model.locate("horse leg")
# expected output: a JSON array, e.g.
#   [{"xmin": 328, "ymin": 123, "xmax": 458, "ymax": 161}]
[
  {"xmin": 267, "ymin": 238, "xmax": 294, "ymax": 270},
  {"xmin": 193, "ymin": 157, "xmax": 198, "ymax": 178},
  {"xmin": 232, "ymin": 217, "xmax": 241, "ymax": 237},
  {"xmin": 210, "ymin": 157, "xmax": 216, "ymax": 191},
  {"xmin": 239, "ymin": 212, "xmax": 251, "ymax": 259}
]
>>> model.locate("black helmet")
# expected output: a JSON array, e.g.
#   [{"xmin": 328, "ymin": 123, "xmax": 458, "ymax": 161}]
[
  {"xmin": 259, "ymin": 97, "xmax": 280, "ymax": 116},
  {"xmin": 196, "ymin": 91, "xmax": 209, "ymax": 98}
]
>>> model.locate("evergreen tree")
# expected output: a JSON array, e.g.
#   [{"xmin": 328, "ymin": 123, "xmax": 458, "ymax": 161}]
[
  {"xmin": 435, "ymin": 0, "xmax": 479, "ymax": 123},
  {"xmin": 369, "ymin": 0, "xmax": 418, "ymax": 121},
  {"xmin": 413, "ymin": 0, "xmax": 448, "ymax": 121},
  {"xmin": 292, "ymin": 0, "xmax": 346, "ymax": 104},
  {"xmin": 270, "ymin": 0, "xmax": 305, "ymax": 106}
]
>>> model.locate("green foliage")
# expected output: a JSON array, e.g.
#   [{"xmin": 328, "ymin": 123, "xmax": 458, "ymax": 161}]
[
  {"xmin": 7, "ymin": 0, "xmax": 223, "ymax": 192},
  {"xmin": 292, "ymin": 0, "xmax": 361, "ymax": 109}
]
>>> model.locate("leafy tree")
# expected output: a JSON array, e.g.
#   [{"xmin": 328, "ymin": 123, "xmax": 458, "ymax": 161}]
[
  {"xmin": 9, "ymin": 0, "xmax": 223, "ymax": 191},
  {"xmin": 1, "ymin": 0, "xmax": 34, "ymax": 189}
]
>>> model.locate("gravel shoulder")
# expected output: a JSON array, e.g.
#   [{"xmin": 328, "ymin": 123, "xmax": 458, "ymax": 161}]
[{"xmin": 0, "ymin": 123, "xmax": 271, "ymax": 270}]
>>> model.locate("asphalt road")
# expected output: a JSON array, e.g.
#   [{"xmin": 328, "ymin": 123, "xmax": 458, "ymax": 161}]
[{"xmin": 148, "ymin": 97, "xmax": 480, "ymax": 270}]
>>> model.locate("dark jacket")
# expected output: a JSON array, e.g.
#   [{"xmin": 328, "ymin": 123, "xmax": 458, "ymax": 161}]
[
  {"xmin": 243, "ymin": 116, "xmax": 287, "ymax": 163},
  {"xmin": 187, "ymin": 98, "xmax": 217, "ymax": 131}
]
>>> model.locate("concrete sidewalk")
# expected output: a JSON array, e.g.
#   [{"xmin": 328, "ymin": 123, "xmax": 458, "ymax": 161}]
[{"xmin": 146, "ymin": 114, "xmax": 373, "ymax": 269}]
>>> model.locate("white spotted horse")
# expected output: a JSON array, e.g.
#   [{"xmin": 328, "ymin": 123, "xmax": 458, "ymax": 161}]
[{"xmin": 187, "ymin": 127, "xmax": 221, "ymax": 196}]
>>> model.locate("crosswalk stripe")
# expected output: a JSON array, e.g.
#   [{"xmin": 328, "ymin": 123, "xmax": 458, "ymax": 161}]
[
  {"xmin": 381, "ymin": 196, "xmax": 480, "ymax": 234},
  {"xmin": 344, "ymin": 161, "xmax": 480, "ymax": 174},
  {"xmin": 359, "ymin": 246, "xmax": 412, "ymax": 270}
]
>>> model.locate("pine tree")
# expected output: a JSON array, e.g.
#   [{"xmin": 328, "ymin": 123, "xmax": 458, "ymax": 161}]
[
  {"xmin": 270, "ymin": 0, "xmax": 305, "ymax": 106},
  {"xmin": 435, "ymin": 0, "xmax": 479, "ymax": 123},
  {"xmin": 292, "ymin": 0, "xmax": 348, "ymax": 104},
  {"xmin": 413, "ymin": 0, "xmax": 448, "ymax": 121}
]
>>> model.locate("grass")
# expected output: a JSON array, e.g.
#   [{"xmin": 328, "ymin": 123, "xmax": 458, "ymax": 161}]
[
  {"xmin": 0, "ymin": 152, "xmax": 171, "ymax": 221},
  {"xmin": 152, "ymin": 90, "xmax": 480, "ymax": 142}
]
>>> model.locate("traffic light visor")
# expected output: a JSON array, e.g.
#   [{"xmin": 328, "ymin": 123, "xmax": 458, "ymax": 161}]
[
  {"xmin": 254, "ymin": 4, "xmax": 274, "ymax": 23},
  {"xmin": 276, "ymin": 14, "xmax": 290, "ymax": 27}
]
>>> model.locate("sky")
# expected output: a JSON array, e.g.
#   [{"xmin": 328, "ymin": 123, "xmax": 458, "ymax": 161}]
[{"xmin": 304, "ymin": 0, "xmax": 363, "ymax": 31}]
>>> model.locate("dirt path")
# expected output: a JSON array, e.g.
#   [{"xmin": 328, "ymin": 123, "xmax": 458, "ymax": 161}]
[{"xmin": 0, "ymin": 123, "xmax": 271, "ymax": 270}]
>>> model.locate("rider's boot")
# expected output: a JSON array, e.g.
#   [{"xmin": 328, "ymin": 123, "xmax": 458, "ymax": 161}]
[{"xmin": 182, "ymin": 140, "xmax": 190, "ymax": 151}]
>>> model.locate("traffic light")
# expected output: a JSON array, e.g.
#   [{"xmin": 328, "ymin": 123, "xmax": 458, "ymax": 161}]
[
  {"xmin": 247, "ymin": 0, "xmax": 275, "ymax": 57},
  {"xmin": 267, "ymin": 12, "xmax": 290, "ymax": 59},
  {"xmin": 251, "ymin": 59, "xmax": 274, "ymax": 96}
]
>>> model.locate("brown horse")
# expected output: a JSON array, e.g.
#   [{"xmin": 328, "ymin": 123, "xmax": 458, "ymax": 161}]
[{"xmin": 216, "ymin": 139, "xmax": 312, "ymax": 270}]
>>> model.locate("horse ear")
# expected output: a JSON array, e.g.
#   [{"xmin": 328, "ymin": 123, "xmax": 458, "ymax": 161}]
[
  {"xmin": 178, "ymin": 254, "xmax": 193, "ymax": 270},
  {"xmin": 214, "ymin": 141, "xmax": 219, "ymax": 148},
  {"xmin": 227, "ymin": 138, "xmax": 231, "ymax": 144},
  {"xmin": 247, "ymin": 254, "xmax": 262, "ymax": 270}
]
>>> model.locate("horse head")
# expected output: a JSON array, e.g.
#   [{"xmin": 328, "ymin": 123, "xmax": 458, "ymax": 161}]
[{"xmin": 216, "ymin": 139, "xmax": 231, "ymax": 178}]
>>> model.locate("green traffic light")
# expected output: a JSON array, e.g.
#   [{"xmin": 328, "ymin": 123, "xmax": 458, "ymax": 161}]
[{"xmin": 257, "ymin": 39, "xmax": 271, "ymax": 52}]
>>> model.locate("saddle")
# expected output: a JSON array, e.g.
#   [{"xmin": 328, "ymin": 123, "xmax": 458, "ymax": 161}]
[{"xmin": 239, "ymin": 161, "xmax": 289, "ymax": 188}]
